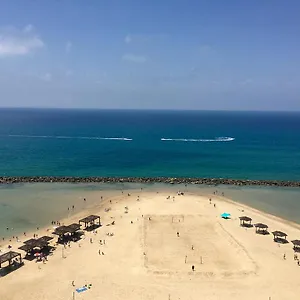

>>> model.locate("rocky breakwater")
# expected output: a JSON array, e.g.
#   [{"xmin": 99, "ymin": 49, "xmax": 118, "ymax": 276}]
[{"xmin": 0, "ymin": 176, "xmax": 300, "ymax": 187}]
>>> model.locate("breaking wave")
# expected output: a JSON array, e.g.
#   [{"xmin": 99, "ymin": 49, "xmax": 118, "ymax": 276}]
[
  {"xmin": 6, "ymin": 135, "xmax": 133, "ymax": 141},
  {"xmin": 161, "ymin": 137, "xmax": 235, "ymax": 142}
]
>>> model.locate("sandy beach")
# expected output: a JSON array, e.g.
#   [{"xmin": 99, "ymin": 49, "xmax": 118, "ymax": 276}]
[{"xmin": 1, "ymin": 188, "xmax": 300, "ymax": 300}]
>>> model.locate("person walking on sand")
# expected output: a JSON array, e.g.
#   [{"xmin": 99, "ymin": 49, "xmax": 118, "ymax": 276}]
[
  {"xmin": 283, "ymin": 253, "xmax": 286, "ymax": 260},
  {"xmin": 72, "ymin": 281, "xmax": 75, "ymax": 287},
  {"xmin": 192, "ymin": 265, "xmax": 195, "ymax": 271},
  {"xmin": 177, "ymin": 232, "xmax": 180, "ymax": 237}
]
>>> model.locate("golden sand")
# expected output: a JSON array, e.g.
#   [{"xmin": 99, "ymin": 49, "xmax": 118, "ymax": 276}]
[{"xmin": 0, "ymin": 189, "xmax": 300, "ymax": 300}]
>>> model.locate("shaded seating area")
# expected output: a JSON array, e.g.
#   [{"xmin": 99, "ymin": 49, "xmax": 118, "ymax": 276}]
[
  {"xmin": 79, "ymin": 215, "xmax": 101, "ymax": 231},
  {"xmin": 53, "ymin": 224, "xmax": 82, "ymax": 244},
  {"xmin": 291, "ymin": 240, "xmax": 300, "ymax": 253},
  {"xmin": 254, "ymin": 223, "xmax": 269, "ymax": 235},
  {"xmin": 18, "ymin": 236, "xmax": 54, "ymax": 258},
  {"xmin": 239, "ymin": 216, "xmax": 253, "ymax": 228},
  {"xmin": 0, "ymin": 251, "xmax": 23, "ymax": 276},
  {"xmin": 272, "ymin": 231, "xmax": 288, "ymax": 244}
]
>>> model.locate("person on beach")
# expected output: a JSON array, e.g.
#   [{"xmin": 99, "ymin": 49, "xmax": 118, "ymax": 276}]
[
  {"xmin": 283, "ymin": 254, "xmax": 286, "ymax": 260},
  {"xmin": 72, "ymin": 281, "xmax": 75, "ymax": 287},
  {"xmin": 177, "ymin": 232, "xmax": 180, "ymax": 237},
  {"xmin": 192, "ymin": 265, "xmax": 195, "ymax": 271}
]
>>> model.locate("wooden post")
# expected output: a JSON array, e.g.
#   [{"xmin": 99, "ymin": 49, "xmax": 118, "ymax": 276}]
[{"xmin": 72, "ymin": 291, "xmax": 75, "ymax": 300}]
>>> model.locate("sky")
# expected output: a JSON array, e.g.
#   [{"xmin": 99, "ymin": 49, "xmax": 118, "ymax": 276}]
[{"xmin": 0, "ymin": 0, "xmax": 300, "ymax": 110}]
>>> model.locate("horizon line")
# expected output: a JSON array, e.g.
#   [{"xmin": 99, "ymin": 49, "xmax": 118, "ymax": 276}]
[{"xmin": 0, "ymin": 107, "xmax": 300, "ymax": 113}]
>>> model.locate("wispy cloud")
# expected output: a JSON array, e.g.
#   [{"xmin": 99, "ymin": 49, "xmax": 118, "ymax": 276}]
[
  {"xmin": 122, "ymin": 53, "xmax": 147, "ymax": 63},
  {"xmin": 0, "ymin": 25, "xmax": 44, "ymax": 57},
  {"xmin": 65, "ymin": 70, "xmax": 73, "ymax": 77},
  {"xmin": 65, "ymin": 41, "xmax": 72, "ymax": 53},
  {"xmin": 41, "ymin": 73, "xmax": 52, "ymax": 82},
  {"xmin": 124, "ymin": 33, "xmax": 166, "ymax": 44},
  {"xmin": 240, "ymin": 78, "xmax": 253, "ymax": 86},
  {"xmin": 124, "ymin": 34, "xmax": 132, "ymax": 44}
]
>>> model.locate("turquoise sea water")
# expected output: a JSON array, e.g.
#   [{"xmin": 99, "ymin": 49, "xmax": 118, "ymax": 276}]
[{"xmin": 0, "ymin": 108, "xmax": 300, "ymax": 180}]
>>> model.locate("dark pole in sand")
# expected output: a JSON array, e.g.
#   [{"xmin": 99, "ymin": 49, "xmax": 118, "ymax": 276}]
[{"xmin": 200, "ymin": 256, "xmax": 203, "ymax": 264}]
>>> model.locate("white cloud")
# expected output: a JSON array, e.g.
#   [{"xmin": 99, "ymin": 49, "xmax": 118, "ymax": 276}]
[
  {"xmin": 65, "ymin": 41, "xmax": 72, "ymax": 53},
  {"xmin": 0, "ymin": 25, "xmax": 44, "ymax": 57},
  {"xmin": 41, "ymin": 73, "xmax": 52, "ymax": 82},
  {"xmin": 124, "ymin": 34, "xmax": 132, "ymax": 44},
  {"xmin": 122, "ymin": 53, "xmax": 147, "ymax": 63}
]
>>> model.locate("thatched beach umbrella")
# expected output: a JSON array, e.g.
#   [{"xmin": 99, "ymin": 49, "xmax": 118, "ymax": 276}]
[
  {"xmin": 291, "ymin": 240, "xmax": 300, "ymax": 252},
  {"xmin": 239, "ymin": 216, "xmax": 253, "ymax": 227},
  {"xmin": 272, "ymin": 231, "xmax": 288, "ymax": 243},
  {"xmin": 254, "ymin": 223, "xmax": 269, "ymax": 234}
]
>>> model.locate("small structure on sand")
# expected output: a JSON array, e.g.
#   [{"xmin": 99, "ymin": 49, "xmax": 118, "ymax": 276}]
[
  {"xmin": 221, "ymin": 213, "xmax": 231, "ymax": 219},
  {"xmin": 254, "ymin": 223, "xmax": 269, "ymax": 235},
  {"xmin": 79, "ymin": 215, "xmax": 101, "ymax": 231},
  {"xmin": 239, "ymin": 216, "xmax": 253, "ymax": 228},
  {"xmin": 0, "ymin": 251, "xmax": 23, "ymax": 271},
  {"xmin": 19, "ymin": 236, "xmax": 54, "ymax": 257},
  {"xmin": 53, "ymin": 224, "xmax": 82, "ymax": 243},
  {"xmin": 272, "ymin": 231, "xmax": 288, "ymax": 244},
  {"xmin": 291, "ymin": 240, "xmax": 300, "ymax": 253}
]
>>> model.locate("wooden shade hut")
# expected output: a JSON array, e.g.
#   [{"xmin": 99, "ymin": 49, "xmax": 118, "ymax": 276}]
[
  {"xmin": 291, "ymin": 240, "xmax": 300, "ymax": 252},
  {"xmin": 24, "ymin": 238, "xmax": 37, "ymax": 245},
  {"xmin": 19, "ymin": 236, "xmax": 53, "ymax": 255},
  {"xmin": 272, "ymin": 231, "xmax": 288, "ymax": 243},
  {"xmin": 53, "ymin": 226, "xmax": 70, "ymax": 236},
  {"xmin": 239, "ymin": 216, "xmax": 253, "ymax": 227},
  {"xmin": 0, "ymin": 251, "xmax": 22, "ymax": 268},
  {"xmin": 79, "ymin": 215, "xmax": 101, "ymax": 230},
  {"xmin": 67, "ymin": 223, "xmax": 81, "ymax": 233},
  {"xmin": 36, "ymin": 236, "xmax": 53, "ymax": 244},
  {"xmin": 254, "ymin": 223, "xmax": 269, "ymax": 234}
]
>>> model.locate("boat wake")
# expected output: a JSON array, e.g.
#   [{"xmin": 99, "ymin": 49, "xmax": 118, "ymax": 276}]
[
  {"xmin": 161, "ymin": 137, "xmax": 235, "ymax": 142},
  {"xmin": 6, "ymin": 135, "xmax": 133, "ymax": 141}
]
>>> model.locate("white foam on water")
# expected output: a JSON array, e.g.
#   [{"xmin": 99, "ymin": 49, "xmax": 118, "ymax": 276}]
[
  {"xmin": 161, "ymin": 137, "xmax": 235, "ymax": 142},
  {"xmin": 6, "ymin": 135, "xmax": 133, "ymax": 141}
]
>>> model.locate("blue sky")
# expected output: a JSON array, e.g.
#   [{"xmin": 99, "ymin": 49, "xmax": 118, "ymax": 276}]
[{"xmin": 0, "ymin": 0, "xmax": 300, "ymax": 110}]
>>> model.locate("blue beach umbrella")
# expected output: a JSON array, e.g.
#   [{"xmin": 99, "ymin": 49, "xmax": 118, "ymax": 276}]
[{"xmin": 221, "ymin": 212, "xmax": 231, "ymax": 219}]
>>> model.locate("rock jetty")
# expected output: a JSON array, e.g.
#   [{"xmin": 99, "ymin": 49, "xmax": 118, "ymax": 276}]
[{"xmin": 0, "ymin": 176, "xmax": 300, "ymax": 187}]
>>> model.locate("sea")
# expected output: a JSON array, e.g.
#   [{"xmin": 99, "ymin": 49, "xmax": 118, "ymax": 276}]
[
  {"xmin": 1, "ymin": 108, "xmax": 300, "ymax": 239},
  {"xmin": 0, "ymin": 108, "xmax": 300, "ymax": 180}
]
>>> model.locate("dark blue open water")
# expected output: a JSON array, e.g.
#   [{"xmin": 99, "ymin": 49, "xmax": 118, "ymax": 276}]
[{"xmin": 0, "ymin": 108, "xmax": 299, "ymax": 180}]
